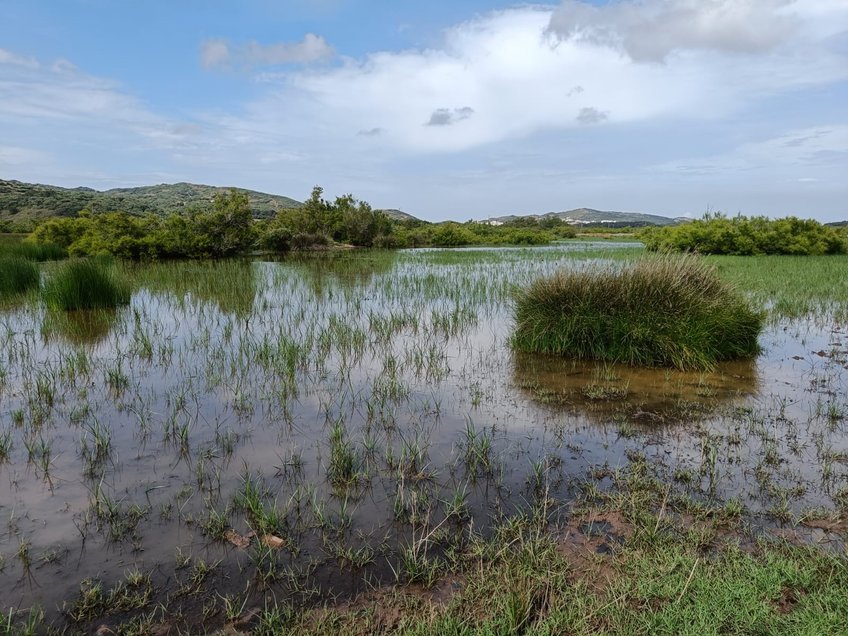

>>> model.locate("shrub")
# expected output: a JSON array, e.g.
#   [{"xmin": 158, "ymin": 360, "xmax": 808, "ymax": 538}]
[
  {"xmin": 44, "ymin": 259, "xmax": 131, "ymax": 310},
  {"xmin": 641, "ymin": 214, "xmax": 847, "ymax": 255},
  {"xmin": 291, "ymin": 232, "xmax": 331, "ymax": 250},
  {"xmin": 260, "ymin": 223, "xmax": 293, "ymax": 252},
  {"xmin": 430, "ymin": 223, "xmax": 478, "ymax": 247},
  {"xmin": 512, "ymin": 255, "xmax": 764, "ymax": 370},
  {"xmin": 0, "ymin": 256, "xmax": 40, "ymax": 296}
]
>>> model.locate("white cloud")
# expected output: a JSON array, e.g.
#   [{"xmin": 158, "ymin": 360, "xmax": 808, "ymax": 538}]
[
  {"xmin": 0, "ymin": 48, "xmax": 39, "ymax": 69},
  {"xmin": 201, "ymin": 34, "xmax": 334, "ymax": 71},
  {"xmin": 225, "ymin": 2, "xmax": 847, "ymax": 154},
  {"xmin": 547, "ymin": 0, "xmax": 798, "ymax": 62}
]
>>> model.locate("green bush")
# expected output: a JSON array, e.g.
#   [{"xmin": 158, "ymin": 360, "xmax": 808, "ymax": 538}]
[
  {"xmin": 0, "ymin": 256, "xmax": 40, "ymax": 296},
  {"xmin": 291, "ymin": 232, "xmax": 331, "ymax": 250},
  {"xmin": 260, "ymin": 223, "xmax": 293, "ymax": 252},
  {"xmin": 641, "ymin": 214, "xmax": 846, "ymax": 255},
  {"xmin": 44, "ymin": 259, "xmax": 131, "ymax": 310},
  {"xmin": 512, "ymin": 255, "xmax": 763, "ymax": 370}
]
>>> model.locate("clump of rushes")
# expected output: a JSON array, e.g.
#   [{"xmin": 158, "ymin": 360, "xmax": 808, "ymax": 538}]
[
  {"xmin": 512, "ymin": 254, "xmax": 763, "ymax": 370},
  {"xmin": 1, "ymin": 241, "xmax": 67, "ymax": 261},
  {"xmin": 0, "ymin": 256, "xmax": 40, "ymax": 297},
  {"xmin": 44, "ymin": 259, "xmax": 130, "ymax": 310}
]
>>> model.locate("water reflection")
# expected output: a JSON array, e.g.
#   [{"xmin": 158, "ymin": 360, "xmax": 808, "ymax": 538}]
[
  {"xmin": 281, "ymin": 250, "xmax": 397, "ymax": 295},
  {"xmin": 132, "ymin": 260, "xmax": 258, "ymax": 317},
  {"xmin": 513, "ymin": 351, "xmax": 759, "ymax": 424},
  {"xmin": 41, "ymin": 307, "xmax": 121, "ymax": 346}
]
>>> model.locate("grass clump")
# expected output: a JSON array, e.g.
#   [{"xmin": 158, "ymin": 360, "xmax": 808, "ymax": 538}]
[
  {"xmin": 44, "ymin": 259, "xmax": 130, "ymax": 310},
  {"xmin": 512, "ymin": 254, "xmax": 763, "ymax": 370},
  {"xmin": 0, "ymin": 256, "xmax": 40, "ymax": 297}
]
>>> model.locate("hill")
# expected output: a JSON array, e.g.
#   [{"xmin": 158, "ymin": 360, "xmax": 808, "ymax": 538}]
[
  {"xmin": 0, "ymin": 179, "xmax": 303, "ymax": 221},
  {"xmin": 486, "ymin": 207, "xmax": 684, "ymax": 227},
  {"xmin": 376, "ymin": 208, "xmax": 421, "ymax": 223}
]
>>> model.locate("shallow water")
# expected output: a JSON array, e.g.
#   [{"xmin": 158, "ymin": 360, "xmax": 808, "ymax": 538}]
[{"xmin": 0, "ymin": 244, "xmax": 846, "ymax": 628}]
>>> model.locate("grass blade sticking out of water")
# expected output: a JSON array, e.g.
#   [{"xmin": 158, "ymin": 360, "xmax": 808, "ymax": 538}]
[
  {"xmin": 44, "ymin": 259, "xmax": 131, "ymax": 311},
  {"xmin": 512, "ymin": 254, "xmax": 764, "ymax": 370}
]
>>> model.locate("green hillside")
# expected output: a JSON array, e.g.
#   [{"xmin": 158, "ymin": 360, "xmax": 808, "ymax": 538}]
[{"xmin": 0, "ymin": 179, "xmax": 302, "ymax": 221}]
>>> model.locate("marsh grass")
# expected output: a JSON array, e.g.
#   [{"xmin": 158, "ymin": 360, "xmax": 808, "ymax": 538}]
[
  {"xmin": 0, "ymin": 235, "xmax": 66, "ymax": 261},
  {"xmin": 44, "ymin": 259, "xmax": 130, "ymax": 310},
  {"xmin": 0, "ymin": 256, "xmax": 39, "ymax": 297},
  {"xmin": 512, "ymin": 254, "xmax": 764, "ymax": 370}
]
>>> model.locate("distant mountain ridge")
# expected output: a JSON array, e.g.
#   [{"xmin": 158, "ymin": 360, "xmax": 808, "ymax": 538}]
[
  {"xmin": 0, "ymin": 179, "xmax": 303, "ymax": 220},
  {"xmin": 486, "ymin": 207, "xmax": 685, "ymax": 227},
  {"xmin": 376, "ymin": 208, "xmax": 420, "ymax": 222},
  {"xmin": 0, "ymin": 179, "xmax": 426, "ymax": 224}
]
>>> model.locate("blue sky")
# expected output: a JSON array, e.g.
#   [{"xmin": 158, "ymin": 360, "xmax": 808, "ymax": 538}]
[{"xmin": 1, "ymin": 0, "xmax": 847, "ymax": 221}]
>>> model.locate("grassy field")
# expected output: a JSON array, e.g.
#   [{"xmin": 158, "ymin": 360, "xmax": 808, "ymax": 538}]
[{"xmin": 0, "ymin": 244, "xmax": 846, "ymax": 635}]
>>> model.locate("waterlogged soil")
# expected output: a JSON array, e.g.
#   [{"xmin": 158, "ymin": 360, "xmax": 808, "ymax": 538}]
[{"xmin": 0, "ymin": 245, "xmax": 846, "ymax": 631}]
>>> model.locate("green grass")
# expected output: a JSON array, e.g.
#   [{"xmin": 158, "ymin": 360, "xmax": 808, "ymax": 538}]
[
  {"xmin": 0, "ymin": 256, "xmax": 40, "ymax": 297},
  {"xmin": 243, "ymin": 514, "xmax": 848, "ymax": 636},
  {"xmin": 0, "ymin": 234, "xmax": 66, "ymax": 261},
  {"xmin": 44, "ymin": 259, "xmax": 131, "ymax": 310},
  {"xmin": 709, "ymin": 254, "xmax": 848, "ymax": 319},
  {"xmin": 512, "ymin": 254, "xmax": 764, "ymax": 370}
]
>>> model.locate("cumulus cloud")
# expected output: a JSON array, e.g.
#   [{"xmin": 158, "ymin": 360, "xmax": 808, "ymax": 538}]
[
  {"xmin": 238, "ymin": 2, "xmax": 846, "ymax": 153},
  {"xmin": 548, "ymin": 0, "xmax": 797, "ymax": 62},
  {"xmin": 425, "ymin": 106, "xmax": 475, "ymax": 126},
  {"xmin": 357, "ymin": 127, "xmax": 383, "ymax": 137},
  {"xmin": 201, "ymin": 34, "xmax": 334, "ymax": 70}
]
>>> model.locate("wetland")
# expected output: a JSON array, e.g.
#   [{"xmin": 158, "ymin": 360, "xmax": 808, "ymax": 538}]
[{"xmin": 1, "ymin": 242, "xmax": 847, "ymax": 634}]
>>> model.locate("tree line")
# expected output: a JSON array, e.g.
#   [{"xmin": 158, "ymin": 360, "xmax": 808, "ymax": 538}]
[{"xmin": 23, "ymin": 187, "xmax": 575, "ymax": 259}]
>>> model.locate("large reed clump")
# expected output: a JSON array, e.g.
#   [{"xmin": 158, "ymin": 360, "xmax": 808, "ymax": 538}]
[
  {"xmin": 44, "ymin": 259, "xmax": 130, "ymax": 310},
  {"xmin": 1, "ymin": 241, "xmax": 68, "ymax": 262},
  {"xmin": 0, "ymin": 256, "xmax": 40, "ymax": 297},
  {"xmin": 512, "ymin": 255, "xmax": 763, "ymax": 370}
]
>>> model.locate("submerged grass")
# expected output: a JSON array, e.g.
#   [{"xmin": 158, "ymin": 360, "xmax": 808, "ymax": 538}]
[
  {"xmin": 512, "ymin": 254, "xmax": 764, "ymax": 370},
  {"xmin": 0, "ymin": 256, "xmax": 40, "ymax": 297},
  {"xmin": 44, "ymin": 259, "xmax": 131, "ymax": 310}
]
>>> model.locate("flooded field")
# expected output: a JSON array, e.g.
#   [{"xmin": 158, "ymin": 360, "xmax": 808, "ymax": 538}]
[{"xmin": 1, "ymin": 244, "xmax": 847, "ymax": 632}]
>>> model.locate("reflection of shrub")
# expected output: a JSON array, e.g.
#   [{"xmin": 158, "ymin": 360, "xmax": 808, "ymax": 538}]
[
  {"xmin": 512, "ymin": 255, "xmax": 763, "ymax": 370},
  {"xmin": 44, "ymin": 260, "xmax": 130, "ymax": 310},
  {"xmin": 0, "ymin": 256, "xmax": 40, "ymax": 296},
  {"xmin": 641, "ymin": 214, "xmax": 846, "ymax": 255}
]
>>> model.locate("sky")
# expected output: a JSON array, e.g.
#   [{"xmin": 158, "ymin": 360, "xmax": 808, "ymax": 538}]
[{"xmin": 1, "ymin": 0, "xmax": 847, "ymax": 222}]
